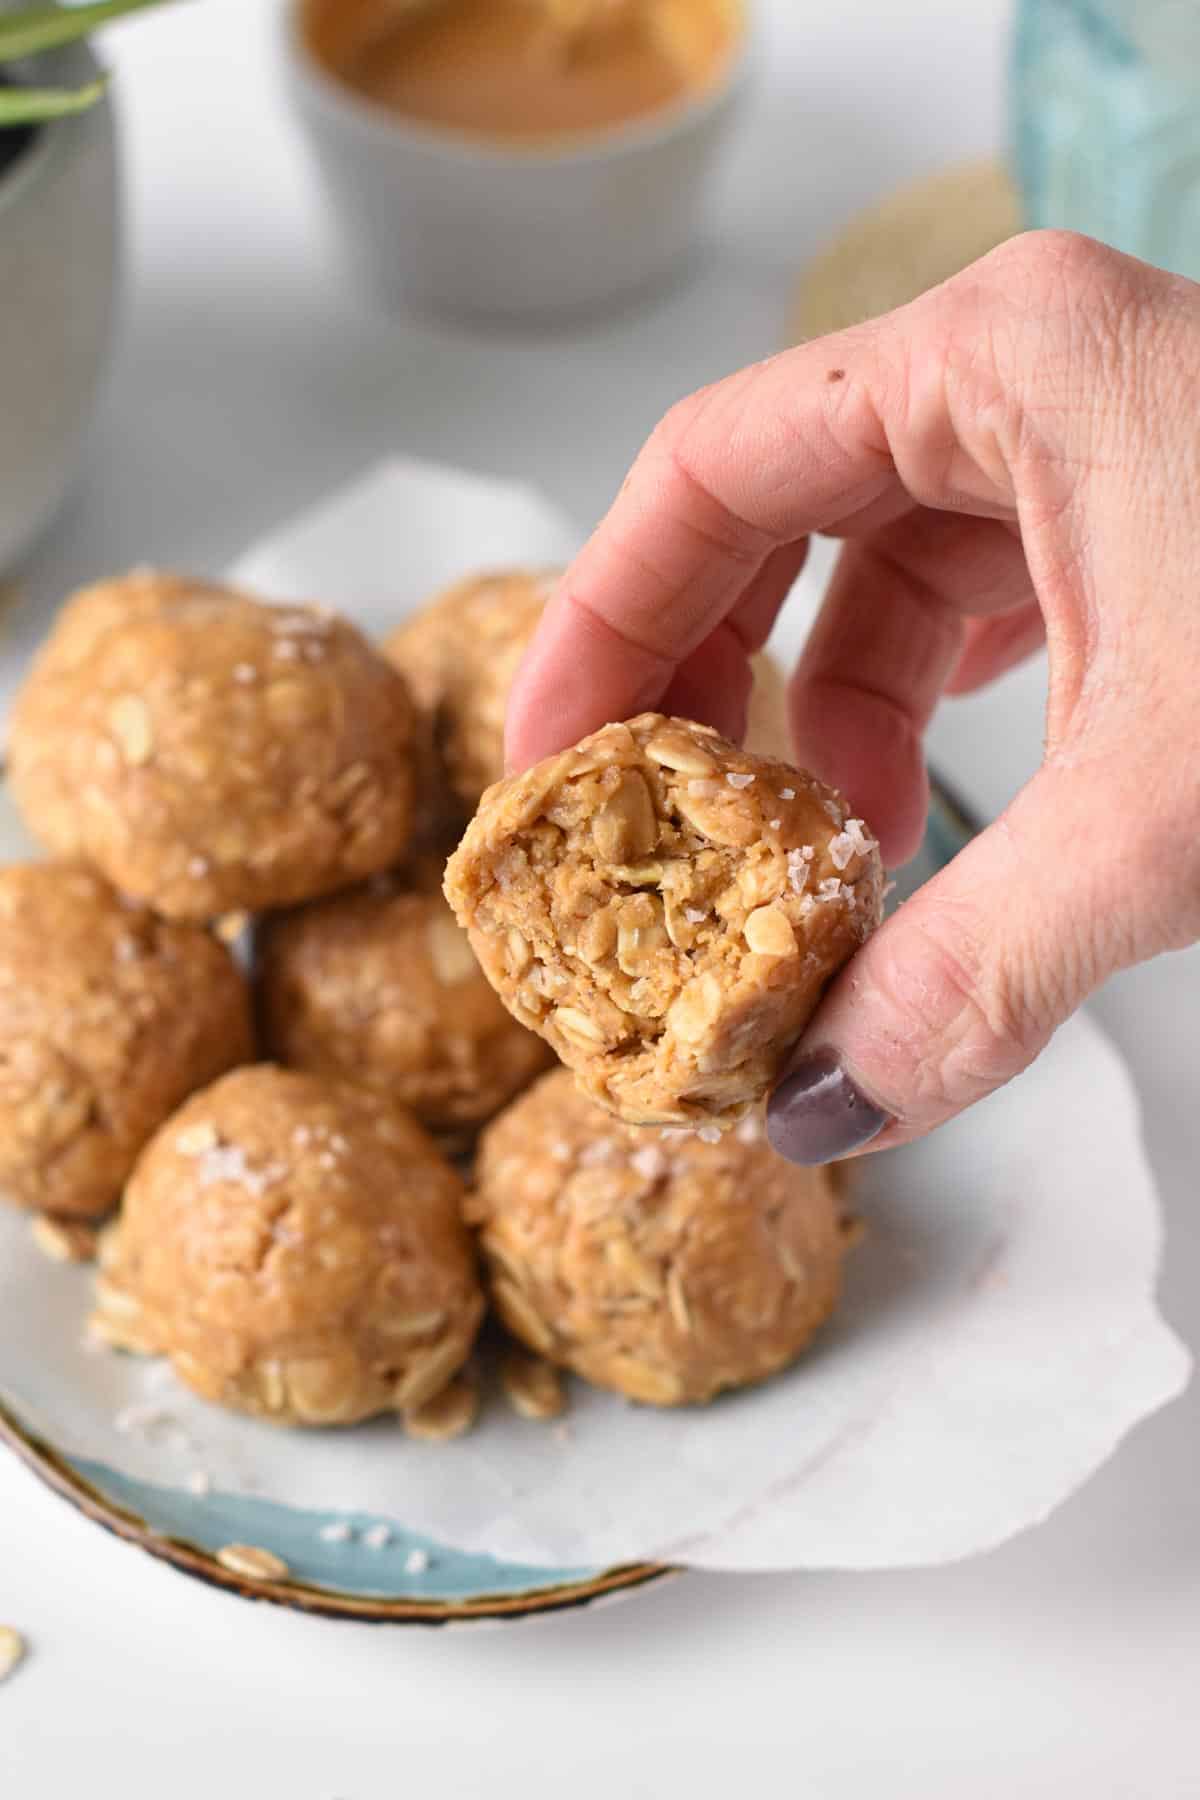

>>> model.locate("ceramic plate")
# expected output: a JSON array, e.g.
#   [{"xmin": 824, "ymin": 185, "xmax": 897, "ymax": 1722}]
[{"xmin": 0, "ymin": 781, "xmax": 975, "ymax": 1624}]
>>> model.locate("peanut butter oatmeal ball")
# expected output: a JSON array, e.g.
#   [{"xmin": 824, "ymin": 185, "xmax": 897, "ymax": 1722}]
[
  {"xmin": 95, "ymin": 1066, "xmax": 485, "ymax": 1426},
  {"xmin": 384, "ymin": 569, "xmax": 560, "ymax": 820},
  {"xmin": 258, "ymin": 858, "xmax": 552, "ymax": 1142},
  {"xmin": 470, "ymin": 1069, "xmax": 847, "ymax": 1406},
  {"xmin": 0, "ymin": 863, "xmax": 253, "ymax": 1221},
  {"xmin": 444, "ymin": 713, "xmax": 884, "ymax": 1130},
  {"xmin": 9, "ymin": 570, "xmax": 417, "ymax": 920}
]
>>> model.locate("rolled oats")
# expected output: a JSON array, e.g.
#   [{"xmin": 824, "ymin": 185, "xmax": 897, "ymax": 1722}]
[{"xmin": 446, "ymin": 714, "xmax": 883, "ymax": 1131}]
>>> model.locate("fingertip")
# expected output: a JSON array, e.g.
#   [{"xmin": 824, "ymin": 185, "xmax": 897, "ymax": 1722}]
[{"xmin": 766, "ymin": 1048, "xmax": 892, "ymax": 1165}]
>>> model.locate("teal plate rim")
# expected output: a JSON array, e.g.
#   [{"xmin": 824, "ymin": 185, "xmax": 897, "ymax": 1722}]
[{"xmin": 0, "ymin": 777, "xmax": 977, "ymax": 1625}]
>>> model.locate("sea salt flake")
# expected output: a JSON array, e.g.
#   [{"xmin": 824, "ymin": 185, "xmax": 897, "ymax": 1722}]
[
  {"xmin": 319, "ymin": 1521, "xmax": 354, "ymax": 1544},
  {"xmin": 736, "ymin": 1115, "xmax": 763, "ymax": 1144},
  {"xmin": 404, "ymin": 1548, "xmax": 431, "ymax": 1575},
  {"xmin": 697, "ymin": 1125, "xmax": 722, "ymax": 1145},
  {"xmin": 778, "ymin": 787, "xmax": 796, "ymax": 801},
  {"xmin": 683, "ymin": 908, "xmax": 707, "ymax": 925},
  {"xmin": 630, "ymin": 1146, "xmax": 669, "ymax": 1181},
  {"xmin": 232, "ymin": 663, "xmax": 257, "ymax": 685},
  {"xmin": 726, "ymin": 772, "xmax": 755, "ymax": 790},
  {"xmin": 786, "ymin": 848, "xmax": 813, "ymax": 895},
  {"xmin": 768, "ymin": 819, "xmax": 782, "ymax": 831},
  {"xmin": 186, "ymin": 1470, "xmax": 212, "ymax": 1497},
  {"xmin": 196, "ymin": 1143, "xmax": 278, "ymax": 1196},
  {"xmin": 816, "ymin": 878, "xmax": 847, "ymax": 903},
  {"xmin": 363, "ymin": 1524, "xmax": 393, "ymax": 1551},
  {"xmin": 550, "ymin": 1141, "xmax": 572, "ymax": 1163},
  {"xmin": 579, "ymin": 1140, "xmax": 617, "ymax": 1168}
]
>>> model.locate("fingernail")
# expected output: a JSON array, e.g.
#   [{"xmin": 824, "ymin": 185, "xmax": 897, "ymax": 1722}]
[{"xmin": 767, "ymin": 1050, "xmax": 891, "ymax": 1166}]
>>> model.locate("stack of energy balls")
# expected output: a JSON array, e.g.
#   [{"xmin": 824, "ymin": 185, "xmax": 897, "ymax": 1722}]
[{"xmin": 0, "ymin": 565, "xmax": 882, "ymax": 1439}]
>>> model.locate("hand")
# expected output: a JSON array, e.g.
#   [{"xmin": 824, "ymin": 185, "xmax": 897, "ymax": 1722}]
[{"xmin": 505, "ymin": 231, "xmax": 1200, "ymax": 1163}]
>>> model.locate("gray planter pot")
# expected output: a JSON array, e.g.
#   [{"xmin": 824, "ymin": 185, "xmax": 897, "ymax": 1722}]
[{"xmin": 0, "ymin": 8, "xmax": 118, "ymax": 572}]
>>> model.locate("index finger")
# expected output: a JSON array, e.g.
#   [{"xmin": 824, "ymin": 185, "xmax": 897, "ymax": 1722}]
[{"xmin": 504, "ymin": 267, "xmax": 1025, "ymax": 773}]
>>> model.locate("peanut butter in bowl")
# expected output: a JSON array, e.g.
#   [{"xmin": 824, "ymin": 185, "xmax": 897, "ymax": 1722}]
[
  {"xmin": 283, "ymin": 0, "xmax": 751, "ymax": 317},
  {"xmin": 301, "ymin": 0, "xmax": 742, "ymax": 146}
]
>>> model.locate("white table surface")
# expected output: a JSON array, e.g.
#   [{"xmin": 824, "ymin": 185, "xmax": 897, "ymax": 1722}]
[{"xmin": 5, "ymin": 2, "xmax": 1200, "ymax": 1794}]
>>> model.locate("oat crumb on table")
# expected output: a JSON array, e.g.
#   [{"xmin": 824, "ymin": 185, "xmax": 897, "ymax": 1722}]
[{"xmin": 445, "ymin": 712, "xmax": 883, "ymax": 1130}]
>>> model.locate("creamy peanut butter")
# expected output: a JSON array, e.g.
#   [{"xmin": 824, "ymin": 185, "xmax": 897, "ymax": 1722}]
[{"xmin": 303, "ymin": 0, "xmax": 740, "ymax": 143}]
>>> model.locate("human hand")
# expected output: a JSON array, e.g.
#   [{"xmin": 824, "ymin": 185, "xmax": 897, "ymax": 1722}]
[{"xmin": 505, "ymin": 231, "xmax": 1200, "ymax": 1164}]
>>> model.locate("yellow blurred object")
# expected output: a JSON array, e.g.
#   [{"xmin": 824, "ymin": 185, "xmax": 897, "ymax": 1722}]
[{"xmin": 791, "ymin": 159, "xmax": 1022, "ymax": 343}]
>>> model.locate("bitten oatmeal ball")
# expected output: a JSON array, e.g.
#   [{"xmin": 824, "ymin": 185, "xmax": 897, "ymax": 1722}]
[
  {"xmin": 445, "ymin": 714, "xmax": 884, "ymax": 1129},
  {"xmin": 0, "ymin": 864, "xmax": 252, "ymax": 1221},
  {"xmin": 384, "ymin": 569, "xmax": 560, "ymax": 820},
  {"xmin": 9, "ymin": 570, "xmax": 417, "ymax": 920},
  {"xmin": 470, "ymin": 1069, "xmax": 848, "ymax": 1406},
  {"xmin": 258, "ymin": 858, "xmax": 552, "ymax": 1142},
  {"xmin": 93, "ymin": 1066, "xmax": 485, "ymax": 1426}
]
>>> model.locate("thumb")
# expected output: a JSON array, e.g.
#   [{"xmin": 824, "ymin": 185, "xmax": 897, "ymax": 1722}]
[{"xmin": 766, "ymin": 766, "xmax": 1142, "ymax": 1164}]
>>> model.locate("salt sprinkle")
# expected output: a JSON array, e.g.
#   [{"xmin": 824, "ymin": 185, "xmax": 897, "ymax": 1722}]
[
  {"xmin": 725, "ymin": 772, "xmax": 755, "ymax": 790},
  {"xmin": 404, "ymin": 1548, "xmax": 431, "ymax": 1576},
  {"xmin": 363, "ymin": 1525, "xmax": 393, "ymax": 1551},
  {"xmin": 186, "ymin": 1471, "xmax": 212, "ymax": 1498},
  {"xmin": 292, "ymin": 1126, "xmax": 311, "ymax": 1148},
  {"xmin": 823, "ymin": 797, "xmax": 846, "ymax": 827},
  {"xmin": 816, "ymin": 878, "xmax": 847, "ymax": 903},
  {"xmin": 828, "ymin": 819, "xmax": 877, "ymax": 870},
  {"xmin": 778, "ymin": 787, "xmax": 796, "ymax": 801},
  {"xmin": 317, "ymin": 1151, "xmax": 337, "ymax": 1171},
  {"xmin": 768, "ymin": 818, "xmax": 782, "ymax": 832},
  {"xmin": 187, "ymin": 856, "xmax": 210, "ymax": 879},
  {"xmin": 736, "ymin": 1115, "xmax": 763, "ymax": 1145},
  {"xmin": 550, "ymin": 1140, "xmax": 572, "ymax": 1163},
  {"xmin": 274, "ymin": 640, "xmax": 300, "ymax": 661},
  {"xmin": 578, "ymin": 1140, "xmax": 617, "ymax": 1168},
  {"xmin": 196, "ymin": 1143, "xmax": 277, "ymax": 1197},
  {"xmin": 232, "ymin": 663, "xmax": 257, "ymax": 685},
  {"xmin": 319, "ymin": 1521, "xmax": 354, "ymax": 1544},
  {"xmin": 697, "ymin": 1125, "xmax": 722, "ymax": 1145},
  {"xmin": 683, "ymin": 907, "xmax": 707, "ymax": 925},
  {"xmin": 786, "ymin": 848, "xmax": 813, "ymax": 895},
  {"xmin": 630, "ymin": 1145, "xmax": 669, "ymax": 1182}
]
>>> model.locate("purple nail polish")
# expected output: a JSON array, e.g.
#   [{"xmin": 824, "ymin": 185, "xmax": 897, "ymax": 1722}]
[{"xmin": 766, "ymin": 1050, "xmax": 890, "ymax": 1166}]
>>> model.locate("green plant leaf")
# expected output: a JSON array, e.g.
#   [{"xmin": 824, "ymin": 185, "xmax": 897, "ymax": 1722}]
[
  {"xmin": 0, "ymin": 73, "xmax": 107, "ymax": 121},
  {"xmin": 0, "ymin": 0, "xmax": 178, "ymax": 64}
]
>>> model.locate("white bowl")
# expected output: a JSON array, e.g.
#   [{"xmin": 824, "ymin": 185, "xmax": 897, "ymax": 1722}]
[
  {"xmin": 0, "ymin": 18, "xmax": 118, "ymax": 571},
  {"xmin": 278, "ymin": 1, "xmax": 752, "ymax": 322}
]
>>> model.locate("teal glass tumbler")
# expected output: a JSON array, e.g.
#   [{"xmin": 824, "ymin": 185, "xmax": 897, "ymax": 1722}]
[{"xmin": 1014, "ymin": 0, "xmax": 1200, "ymax": 278}]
